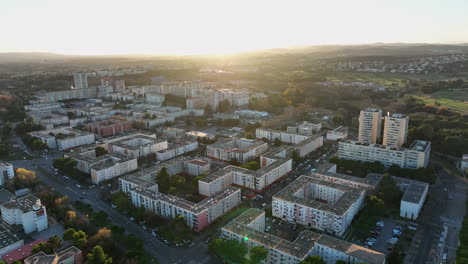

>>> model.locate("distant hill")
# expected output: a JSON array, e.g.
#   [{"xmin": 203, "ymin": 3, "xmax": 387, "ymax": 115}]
[{"xmin": 1, "ymin": 43, "xmax": 468, "ymax": 63}]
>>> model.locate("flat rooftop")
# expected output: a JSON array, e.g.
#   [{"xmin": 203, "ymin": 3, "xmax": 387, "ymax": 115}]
[
  {"xmin": 223, "ymin": 209, "xmax": 385, "ymax": 263},
  {"xmin": 409, "ymin": 140, "xmax": 431, "ymax": 152},
  {"xmin": 392, "ymin": 176, "xmax": 429, "ymax": 204},
  {"xmin": 273, "ymin": 175, "xmax": 364, "ymax": 216},
  {"xmin": 331, "ymin": 126, "xmax": 348, "ymax": 133},
  {"xmin": 314, "ymin": 162, "xmax": 383, "ymax": 189},
  {"xmin": 0, "ymin": 194, "xmax": 41, "ymax": 212},
  {"xmin": 110, "ymin": 134, "xmax": 166, "ymax": 150}
]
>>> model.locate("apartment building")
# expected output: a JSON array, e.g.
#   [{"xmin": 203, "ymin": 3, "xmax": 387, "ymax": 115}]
[
  {"xmin": 326, "ymin": 126, "xmax": 348, "ymax": 141},
  {"xmin": 392, "ymin": 177, "xmax": 428, "ymax": 220},
  {"xmin": 28, "ymin": 127, "xmax": 95, "ymax": 150},
  {"xmin": 24, "ymin": 246, "xmax": 83, "ymax": 264},
  {"xmin": 108, "ymin": 134, "xmax": 168, "ymax": 159},
  {"xmin": 1, "ymin": 239, "xmax": 46, "ymax": 264},
  {"xmin": 155, "ymin": 139, "xmax": 198, "ymax": 161},
  {"xmin": 131, "ymin": 186, "xmax": 240, "ymax": 232},
  {"xmin": 199, "ymin": 146, "xmax": 292, "ymax": 196},
  {"xmin": 73, "ymin": 72, "xmax": 88, "ymax": 89},
  {"xmin": 41, "ymin": 85, "xmax": 113, "ymax": 102},
  {"xmin": 358, "ymin": 108, "xmax": 382, "ymax": 144},
  {"xmin": 272, "ymin": 176, "xmax": 365, "ymax": 236},
  {"xmin": 0, "ymin": 195, "xmax": 48, "ymax": 234},
  {"xmin": 84, "ymin": 119, "xmax": 133, "ymax": 137},
  {"xmin": 206, "ymin": 138, "xmax": 268, "ymax": 164},
  {"xmin": 287, "ymin": 122, "xmax": 322, "ymax": 135},
  {"xmin": 462, "ymin": 154, "xmax": 468, "ymax": 175},
  {"xmin": 338, "ymin": 140, "xmax": 431, "ymax": 168},
  {"xmin": 0, "ymin": 162, "xmax": 14, "ymax": 186},
  {"xmin": 383, "ymin": 113, "xmax": 409, "ymax": 147},
  {"xmin": 101, "ymin": 77, "xmax": 125, "ymax": 91},
  {"xmin": 312, "ymin": 162, "xmax": 383, "ymax": 191},
  {"xmin": 256, "ymin": 128, "xmax": 324, "ymax": 157},
  {"xmin": 29, "ymin": 112, "xmax": 69, "ymax": 129},
  {"xmin": 145, "ymin": 93, "xmax": 165, "ymax": 105},
  {"xmin": 118, "ymin": 156, "xmax": 240, "ymax": 232},
  {"xmin": 256, "ymin": 128, "xmax": 310, "ymax": 144},
  {"xmin": 0, "ymin": 228, "xmax": 23, "ymax": 257},
  {"xmin": 66, "ymin": 148, "xmax": 138, "ymax": 184},
  {"xmin": 222, "ymin": 209, "xmax": 385, "ymax": 264}
]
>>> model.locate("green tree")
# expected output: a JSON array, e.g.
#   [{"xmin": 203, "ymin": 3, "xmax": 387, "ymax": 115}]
[
  {"xmin": 274, "ymin": 137, "xmax": 282, "ymax": 147},
  {"xmin": 87, "ymin": 245, "xmax": 112, "ymax": 264},
  {"xmin": 32, "ymin": 242, "xmax": 52, "ymax": 254},
  {"xmin": 336, "ymin": 260, "xmax": 347, "ymax": 264},
  {"xmin": 95, "ymin": 146, "xmax": 107, "ymax": 157},
  {"xmin": 217, "ymin": 99, "xmax": 232, "ymax": 113},
  {"xmin": 156, "ymin": 167, "xmax": 170, "ymax": 193},
  {"xmin": 47, "ymin": 235, "xmax": 62, "ymax": 250},
  {"xmin": 250, "ymin": 246, "xmax": 268, "ymax": 263},
  {"xmin": 298, "ymin": 256, "xmax": 326, "ymax": 264},
  {"xmin": 228, "ymin": 158, "xmax": 240, "ymax": 166}
]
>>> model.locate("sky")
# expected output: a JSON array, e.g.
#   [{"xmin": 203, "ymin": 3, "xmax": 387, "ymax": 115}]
[{"xmin": 1, "ymin": 0, "xmax": 468, "ymax": 55}]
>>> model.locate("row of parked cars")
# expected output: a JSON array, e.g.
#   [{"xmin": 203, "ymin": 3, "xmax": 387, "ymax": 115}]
[{"xmin": 365, "ymin": 221, "xmax": 385, "ymax": 247}]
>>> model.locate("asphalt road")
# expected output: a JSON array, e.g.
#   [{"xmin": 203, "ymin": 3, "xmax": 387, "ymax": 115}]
[
  {"xmin": 9, "ymin": 153, "xmax": 218, "ymax": 264},
  {"xmin": 405, "ymin": 167, "xmax": 468, "ymax": 264}
]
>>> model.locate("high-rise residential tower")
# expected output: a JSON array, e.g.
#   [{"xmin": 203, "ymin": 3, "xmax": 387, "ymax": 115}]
[
  {"xmin": 383, "ymin": 113, "xmax": 409, "ymax": 147},
  {"xmin": 73, "ymin": 72, "xmax": 88, "ymax": 89},
  {"xmin": 358, "ymin": 108, "xmax": 382, "ymax": 144}
]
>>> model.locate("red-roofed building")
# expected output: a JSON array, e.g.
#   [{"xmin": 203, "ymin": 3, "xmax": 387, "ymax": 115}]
[{"xmin": 1, "ymin": 238, "xmax": 46, "ymax": 264}]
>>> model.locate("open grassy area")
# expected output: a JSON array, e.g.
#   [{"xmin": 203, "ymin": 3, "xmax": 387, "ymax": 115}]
[
  {"xmin": 326, "ymin": 72, "xmax": 459, "ymax": 85},
  {"xmin": 2, "ymin": 147, "xmax": 38, "ymax": 161},
  {"xmin": 411, "ymin": 89, "xmax": 468, "ymax": 114}
]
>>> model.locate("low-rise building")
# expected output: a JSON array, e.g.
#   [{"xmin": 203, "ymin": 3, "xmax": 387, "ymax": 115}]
[
  {"xmin": 66, "ymin": 147, "xmax": 138, "ymax": 184},
  {"xmin": 24, "ymin": 246, "xmax": 83, "ymax": 264},
  {"xmin": 256, "ymin": 128, "xmax": 323, "ymax": 157},
  {"xmin": 222, "ymin": 209, "xmax": 385, "ymax": 264},
  {"xmin": 109, "ymin": 134, "xmax": 168, "ymax": 159},
  {"xmin": 312, "ymin": 162, "xmax": 383, "ymax": 191},
  {"xmin": 119, "ymin": 157, "xmax": 240, "ymax": 232},
  {"xmin": 392, "ymin": 177, "xmax": 429, "ymax": 220},
  {"xmin": 0, "ymin": 228, "xmax": 23, "ymax": 258},
  {"xmin": 272, "ymin": 176, "xmax": 365, "ymax": 236},
  {"xmin": 28, "ymin": 127, "xmax": 95, "ymax": 150},
  {"xmin": 199, "ymin": 146, "xmax": 292, "ymax": 196},
  {"xmin": 326, "ymin": 126, "xmax": 348, "ymax": 141},
  {"xmin": 0, "ymin": 162, "xmax": 14, "ymax": 186},
  {"xmin": 155, "ymin": 138, "xmax": 198, "ymax": 161},
  {"xmin": 338, "ymin": 140, "xmax": 431, "ymax": 168},
  {"xmin": 185, "ymin": 159, "xmax": 210, "ymax": 176},
  {"xmin": 287, "ymin": 121, "xmax": 322, "ymax": 135},
  {"xmin": 84, "ymin": 119, "xmax": 133, "ymax": 137},
  {"xmin": 1, "ymin": 238, "xmax": 46, "ymax": 264},
  {"xmin": 206, "ymin": 138, "xmax": 268, "ymax": 164},
  {"xmin": 0, "ymin": 195, "xmax": 48, "ymax": 234}
]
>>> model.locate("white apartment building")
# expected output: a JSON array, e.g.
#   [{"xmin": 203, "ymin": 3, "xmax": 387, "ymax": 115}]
[
  {"xmin": 358, "ymin": 108, "xmax": 382, "ymax": 144},
  {"xmin": 383, "ymin": 113, "xmax": 409, "ymax": 147},
  {"xmin": 222, "ymin": 209, "xmax": 386, "ymax": 264},
  {"xmin": 131, "ymin": 186, "xmax": 240, "ymax": 232},
  {"xmin": 28, "ymin": 127, "xmax": 95, "ymax": 150},
  {"xmin": 338, "ymin": 140, "xmax": 431, "ymax": 168},
  {"xmin": 109, "ymin": 134, "xmax": 168, "ymax": 159},
  {"xmin": 272, "ymin": 176, "xmax": 365, "ymax": 236},
  {"xmin": 73, "ymin": 72, "xmax": 88, "ymax": 89},
  {"xmin": 0, "ymin": 162, "xmax": 14, "ymax": 186},
  {"xmin": 145, "ymin": 93, "xmax": 165, "ymax": 105},
  {"xmin": 312, "ymin": 162, "xmax": 383, "ymax": 191},
  {"xmin": 185, "ymin": 160, "xmax": 210, "ymax": 176},
  {"xmin": 287, "ymin": 122, "xmax": 322, "ymax": 135},
  {"xmin": 256, "ymin": 128, "xmax": 323, "ymax": 157},
  {"xmin": 199, "ymin": 146, "xmax": 292, "ymax": 196},
  {"xmin": 326, "ymin": 126, "xmax": 348, "ymax": 141},
  {"xmin": 206, "ymin": 138, "xmax": 268, "ymax": 164},
  {"xmin": 66, "ymin": 148, "xmax": 138, "ymax": 184},
  {"xmin": 392, "ymin": 177, "xmax": 429, "ymax": 220},
  {"xmin": 155, "ymin": 139, "xmax": 198, "ymax": 161},
  {"xmin": 0, "ymin": 195, "xmax": 48, "ymax": 234},
  {"xmin": 256, "ymin": 128, "xmax": 310, "ymax": 144}
]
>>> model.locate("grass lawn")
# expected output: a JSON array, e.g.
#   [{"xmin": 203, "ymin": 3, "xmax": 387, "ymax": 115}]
[
  {"xmin": 411, "ymin": 89, "xmax": 468, "ymax": 114},
  {"xmin": 326, "ymin": 72, "xmax": 459, "ymax": 85}
]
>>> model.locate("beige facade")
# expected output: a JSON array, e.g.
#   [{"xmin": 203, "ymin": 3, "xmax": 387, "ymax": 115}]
[
  {"xmin": 358, "ymin": 108, "xmax": 382, "ymax": 144},
  {"xmin": 383, "ymin": 113, "xmax": 409, "ymax": 147}
]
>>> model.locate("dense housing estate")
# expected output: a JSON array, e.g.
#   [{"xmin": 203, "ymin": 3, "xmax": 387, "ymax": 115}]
[
  {"xmin": 206, "ymin": 138, "xmax": 268, "ymax": 163},
  {"xmin": 222, "ymin": 209, "xmax": 386, "ymax": 264}
]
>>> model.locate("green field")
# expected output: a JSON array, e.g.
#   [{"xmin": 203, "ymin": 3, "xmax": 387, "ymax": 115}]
[
  {"xmin": 324, "ymin": 72, "xmax": 455, "ymax": 86},
  {"xmin": 411, "ymin": 89, "xmax": 468, "ymax": 114}
]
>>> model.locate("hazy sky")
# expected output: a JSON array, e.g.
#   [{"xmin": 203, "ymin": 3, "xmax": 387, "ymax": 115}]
[{"xmin": 1, "ymin": 0, "xmax": 467, "ymax": 55}]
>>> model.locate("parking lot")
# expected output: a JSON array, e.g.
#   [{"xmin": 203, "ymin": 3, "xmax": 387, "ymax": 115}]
[{"xmin": 358, "ymin": 218, "xmax": 409, "ymax": 254}]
